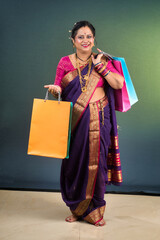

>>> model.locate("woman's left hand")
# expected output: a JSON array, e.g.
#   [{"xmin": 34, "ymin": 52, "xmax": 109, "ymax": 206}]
[{"xmin": 91, "ymin": 48, "xmax": 104, "ymax": 65}]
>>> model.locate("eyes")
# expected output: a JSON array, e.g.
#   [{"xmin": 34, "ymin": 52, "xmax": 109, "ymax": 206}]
[{"xmin": 77, "ymin": 35, "xmax": 93, "ymax": 40}]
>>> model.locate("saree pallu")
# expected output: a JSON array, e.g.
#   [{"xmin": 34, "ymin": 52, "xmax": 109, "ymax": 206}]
[{"xmin": 60, "ymin": 63, "xmax": 122, "ymax": 224}]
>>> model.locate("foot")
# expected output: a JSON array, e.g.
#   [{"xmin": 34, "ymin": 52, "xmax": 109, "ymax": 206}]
[
  {"xmin": 65, "ymin": 215, "xmax": 78, "ymax": 223},
  {"xmin": 95, "ymin": 218, "xmax": 106, "ymax": 227}
]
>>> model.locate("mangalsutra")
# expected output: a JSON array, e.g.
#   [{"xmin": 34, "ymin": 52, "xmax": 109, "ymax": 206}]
[
  {"xmin": 76, "ymin": 57, "xmax": 92, "ymax": 92},
  {"xmin": 76, "ymin": 53, "xmax": 92, "ymax": 62}
]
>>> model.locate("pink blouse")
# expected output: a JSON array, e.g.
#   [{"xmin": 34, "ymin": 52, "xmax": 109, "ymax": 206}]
[{"xmin": 54, "ymin": 56, "xmax": 120, "ymax": 88}]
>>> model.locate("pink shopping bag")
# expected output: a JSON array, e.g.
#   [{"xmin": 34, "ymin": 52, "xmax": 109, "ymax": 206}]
[
  {"xmin": 112, "ymin": 59, "xmax": 131, "ymax": 112},
  {"xmin": 102, "ymin": 52, "xmax": 138, "ymax": 112}
]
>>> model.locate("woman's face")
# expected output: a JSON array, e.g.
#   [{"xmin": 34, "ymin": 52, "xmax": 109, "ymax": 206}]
[{"xmin": 72, "ymin": 26, "xmax": 95, "ymax": 53}]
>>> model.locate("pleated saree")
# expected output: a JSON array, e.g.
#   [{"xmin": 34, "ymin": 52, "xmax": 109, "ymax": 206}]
[{"xmin": 57, "ymin": 57, "xmax": 122, "ymax": 225}]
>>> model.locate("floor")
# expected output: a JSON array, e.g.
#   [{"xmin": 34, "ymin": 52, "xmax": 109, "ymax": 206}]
[{"xmin": 0, "ymin": 190, "xmax": 160, "ymax": 240}]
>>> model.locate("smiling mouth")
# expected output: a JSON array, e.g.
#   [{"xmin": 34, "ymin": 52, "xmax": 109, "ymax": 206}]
[{"xmin": 82, "ymin": 44, "xmax": 90, "ymax": 48}]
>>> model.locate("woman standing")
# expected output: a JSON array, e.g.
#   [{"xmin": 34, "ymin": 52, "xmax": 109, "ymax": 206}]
[{"xmin": 44, "ymin": 21, "xmax": 124, "ymax": 226}]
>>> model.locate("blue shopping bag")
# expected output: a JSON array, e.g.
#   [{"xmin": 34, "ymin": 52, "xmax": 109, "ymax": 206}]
[{"xmin": 113, "ymin": 57, "xmax": 138, "ymax": 107}]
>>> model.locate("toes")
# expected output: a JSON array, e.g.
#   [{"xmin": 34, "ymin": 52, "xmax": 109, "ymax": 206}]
[
  {"xmin": 65, "ymin": 217, "xmax": 70, "ymax": 222},
  {"xmin": 65, "ymin": 215, "xmax": 78, "ymax": 223},
  {"xmin": 99, "ymin": 220, "xmax": 106, "ymax": 226},
  {"xmin": 99, "ymin": 222, "xmax": 105, "ymax": 226},
  {"xmin": 95, "ymin": 219, "xmax": 106, "ymax": 227}
]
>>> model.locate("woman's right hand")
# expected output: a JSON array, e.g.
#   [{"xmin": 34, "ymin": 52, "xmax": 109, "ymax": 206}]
[{"xmin": 44, "ymin": 84, "xmax": 62, "ymax": 95}]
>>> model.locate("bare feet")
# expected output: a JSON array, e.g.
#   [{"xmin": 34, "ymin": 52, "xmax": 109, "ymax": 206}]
[
  {"xmin": 65, "ymin": 215, "xmax": 78, "ymax": 223},
  {"xmin": 95, "ymin": 218, "xmax": 106, "ymax": 227}
]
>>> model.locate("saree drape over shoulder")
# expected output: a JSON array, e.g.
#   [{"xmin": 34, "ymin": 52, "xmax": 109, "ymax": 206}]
[{"xmin": 57, "ymin": 57, "xmax": 122, "ymax": 225}]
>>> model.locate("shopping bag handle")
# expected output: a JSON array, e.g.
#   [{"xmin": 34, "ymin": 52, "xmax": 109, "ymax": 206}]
[
  {"xmin": 44, "ymin": 89, "xmax": 61, "ymax": 104},
  {"xmin": 101, "ymin": 51, "xmax": 113, "ymax": 61}
]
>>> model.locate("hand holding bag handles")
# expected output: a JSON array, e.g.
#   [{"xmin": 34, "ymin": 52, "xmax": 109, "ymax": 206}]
[
  {"xmin": 102, "ymin": 51, "xmax": 138, "ymax": 112},
  {"xmin": 27, "ymin": 90, "xmax": 73, "ymax": 159}
]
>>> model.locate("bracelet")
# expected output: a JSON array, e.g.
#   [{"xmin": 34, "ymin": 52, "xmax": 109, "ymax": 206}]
[
  {"xmin": 95, "ymin": 62, "xmax": 111, "ymax": 78},
  {"xmin": 98, "ymin": 65, "xmax": 106, "ymax": 74},
  {"xmin": 95, "ymin": 63, "xmax": 104, "ymax": 71},
  {"xmin": 95, "ymin": 62, "xmax": 107, "ymax": 74},
  {"xmin": 101, "ymin": 68, "xmax": 108, "ymax": 75},
  {"xmin": 104, "ymin": 70, "xmax": 111, "ymax": 77},
  {"xmin": 94, "ymin": 62, "xmax": 102, "ymax": 67}
]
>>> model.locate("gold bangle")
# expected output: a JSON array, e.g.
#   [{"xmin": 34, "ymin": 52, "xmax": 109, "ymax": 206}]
[
  {"xmin": 104, "ymin": 70, "xmax": 111, "ymax": 77},
  {"xmin": 94, "ymin": 62, "xmax": 102, "ymax": 67},
  {"xmin": 98, "ymin": 65, "xmax": 106, "ymax": 74}
]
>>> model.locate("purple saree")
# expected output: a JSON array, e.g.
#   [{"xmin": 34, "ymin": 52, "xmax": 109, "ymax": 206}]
[{"xmin": 60, "ymin": 62, "xmax": 122, "ymax": 224}]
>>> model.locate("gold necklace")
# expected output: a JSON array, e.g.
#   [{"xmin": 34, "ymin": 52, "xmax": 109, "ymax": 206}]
[{"xmin": 76, "ymin": 57, "xmax": 92, "ymax": 92}]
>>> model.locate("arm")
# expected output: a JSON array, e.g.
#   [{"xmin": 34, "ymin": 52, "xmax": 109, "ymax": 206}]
[
  {"xmin": 44, "ymin": 58, "xmax": 65, "ymax": 96},
  {"xmin": 103, "ymin": 60, "xmax": 124, "ymax": 89},
  {"xmin": 91, "ymin": 49, "xmax": 124, "ymax": 90}
]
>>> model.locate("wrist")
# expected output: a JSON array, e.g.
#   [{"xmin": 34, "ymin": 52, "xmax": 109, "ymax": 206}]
[
  {"xmin": 95, "ymin": 62, "xmax": 111, "ymax": 77},
  {"xmin": 94, "ymin": 62, "xmax": 102, "ymax": 67}
]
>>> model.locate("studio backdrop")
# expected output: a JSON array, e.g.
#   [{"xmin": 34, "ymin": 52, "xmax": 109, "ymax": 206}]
[{"xmin": 0, "ymin": 0, "xmax": 160, "ymax": 194}]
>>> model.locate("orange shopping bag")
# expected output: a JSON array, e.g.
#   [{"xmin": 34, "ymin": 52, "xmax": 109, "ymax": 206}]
[{"xmin": 27, "ymin": 90, "xmax": 73, "ymax": 159}]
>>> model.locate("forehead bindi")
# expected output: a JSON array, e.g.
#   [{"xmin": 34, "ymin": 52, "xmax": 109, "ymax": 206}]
[{"xmin": 76, "ymin": 27, "xmax": 93, "ymax": 36}]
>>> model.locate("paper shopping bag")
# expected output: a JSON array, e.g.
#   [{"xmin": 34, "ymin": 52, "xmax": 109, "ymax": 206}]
[
  {"xmin": 113, "ymin": 57, "xmax": 138, "ymax": 112},
  {"xmin": 27, "ymin": 92, "xmax": 73, "ymax": 159},
  {"xmin": 101, "ymin": 51, "xmax": 138, "ymax": 112}
]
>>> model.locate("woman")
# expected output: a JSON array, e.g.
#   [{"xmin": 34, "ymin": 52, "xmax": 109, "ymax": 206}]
[{"xmin": 44, "ymin": 21, "xmax": 124, "ymax": 227}]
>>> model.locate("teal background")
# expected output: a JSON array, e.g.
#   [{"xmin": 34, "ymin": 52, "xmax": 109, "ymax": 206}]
[{"xmin": 0, "ymin": 0, "xmax": 160, "ymax": 193}]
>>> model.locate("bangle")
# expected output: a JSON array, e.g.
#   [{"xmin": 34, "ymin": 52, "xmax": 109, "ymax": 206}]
[
  {"xmin": 97, "ymin": 65, "xmax": 106, "ymax": 74},
  {"xmin": 95, "ymin": 62, "xmax": 111, "ymax": 78},
  {"xmin": 101, "ymin": 68, "xmax": 108, "ymax": 75},
  {"xmin": 94, "ymin": 62, "xmax": 102, "ymax": 67},
  {"xmin": 104, "ymin": 70, "xmax": 111, "ymax": 77},
  {"xmin": 95, "ymin": 63, "xmax": 104, "ymax": 71}
]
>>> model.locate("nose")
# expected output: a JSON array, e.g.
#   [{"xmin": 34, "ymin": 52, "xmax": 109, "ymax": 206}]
[
  {"xmin": 83, "ymin": 36, "xmax": 90, "ymax": 41},
  {"xmin": 83, "ymin": 38, "xmax": 89, "ymax": 43}
]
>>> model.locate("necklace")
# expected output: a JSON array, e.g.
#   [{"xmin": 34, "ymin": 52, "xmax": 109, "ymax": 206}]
[
  {"xmin": 76, "ymin": 56, "xmax": 92, "ymax": 92},
  {"xmin": 76, "ymin": 53, "xmax": 92, "ymax": 62}
]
